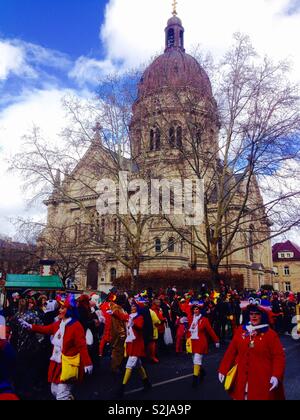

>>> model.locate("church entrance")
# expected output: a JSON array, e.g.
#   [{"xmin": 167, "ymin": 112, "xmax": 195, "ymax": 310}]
[{"xmin": 87, "ymin": 260, "xmax": 99, "ymax": 290}]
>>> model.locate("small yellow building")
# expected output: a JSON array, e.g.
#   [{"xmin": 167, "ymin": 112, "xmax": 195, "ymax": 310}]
[{"xmin": 272, "ymin": 241, "xmax": 300, "ymax": 292}]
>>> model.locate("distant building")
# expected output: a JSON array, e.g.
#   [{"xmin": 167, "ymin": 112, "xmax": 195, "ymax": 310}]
[
  {"xmin": 272, "ymin": 241, "xmax": 300, "ymax": 292},
  {"xmin": 0, "ymin": 239, "xmax": 38, "ymax": 278}
]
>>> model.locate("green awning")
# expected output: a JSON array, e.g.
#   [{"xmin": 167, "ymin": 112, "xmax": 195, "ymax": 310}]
[{"xmin": 5, "ymin": 274, "xmax": 64, "ymax": 290}]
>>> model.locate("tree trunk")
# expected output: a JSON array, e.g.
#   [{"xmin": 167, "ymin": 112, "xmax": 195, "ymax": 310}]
[
  {"xmin": 210, "ymin": 265, "xmax": 219, "ymax": 290},
  {"xmin": 130, "ymin": 271, "xmax": 135, "ymax": 291},
  {"xmin": 130, "ymin": 263, "xmax": 139, "ymax": 292}
]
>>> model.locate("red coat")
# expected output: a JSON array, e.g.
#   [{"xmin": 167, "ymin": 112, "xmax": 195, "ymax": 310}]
[
  {"xmin": 188, "ymin": 316, "xmax": 219, "ymax": 354},
  {"xmin": 32, "ymin": 319, "xmax": 92, "ymax": 384},
  {"xmin": 126, "ymin": 315, "xmax": 145, "ymax": 358},
  {"xmin": 219, "ymin": 326, "xmax": 285, "ymax": 400}
]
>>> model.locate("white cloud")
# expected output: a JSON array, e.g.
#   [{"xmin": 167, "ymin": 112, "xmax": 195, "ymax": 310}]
[
  {"xmin": 97, "ymin": 0, "xmax": 300, "ymax": 81},
  {"xmin": 0, "ymin": 40, "xmax": 36, "ymax": 81},
  {"xmin": 0, "ymin": 38, "xmax": 72, "ymax": 83},
  {"xmin": 69, "ymin": 57, "xmax": 115, "ymax": 86},
  {"xmin": 0, "ymin": 88, "xmax": 79, "ymax": 237}
]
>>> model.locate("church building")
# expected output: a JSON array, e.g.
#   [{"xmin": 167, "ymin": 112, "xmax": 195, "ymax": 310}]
[{"xmin": 43, "ymin": 8, "xmax": 273, "ymax": 292}]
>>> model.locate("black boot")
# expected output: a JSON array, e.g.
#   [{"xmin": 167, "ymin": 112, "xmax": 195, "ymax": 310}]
[
  {"xmin": 116, "ymin": 384, "xmax": 125, "ymax": 399},
  {"xmin": 199, "ymin": 368, "xmax": 206, "ymax": 383},
  {"xmin": 143, "ymin": 378, "xmax": 152, "ymax": 392},
  {"xmin": 192, "ymin": 375, "xmax": 199, "ymax": 388}
]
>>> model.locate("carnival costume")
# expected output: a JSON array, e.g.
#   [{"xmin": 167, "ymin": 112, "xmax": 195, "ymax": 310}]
[
  {"xmin": 119, "ymin": 303, "xmax": 151, "ymax": 397},
  {"xmin": 19, "ymin": 294, "xmax": 92, "ymax": 400},
  {"xmin": 219, "ymin": 298, "xmax": 286, "ymax": 400},
  {"xmin": 188, "ymin": 301, "xmax": 220, "ymax": 387}
]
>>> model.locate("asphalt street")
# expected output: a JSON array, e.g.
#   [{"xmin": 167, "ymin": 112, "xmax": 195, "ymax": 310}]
[{"xmin": 31, "ymin": 335, "xmax": 299, "ymax": 401}]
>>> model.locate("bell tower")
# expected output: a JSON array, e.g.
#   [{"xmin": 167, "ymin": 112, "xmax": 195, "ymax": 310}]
[{"xmin": 165, "ymin": 10, "xmax": 185, "ymax": 52}]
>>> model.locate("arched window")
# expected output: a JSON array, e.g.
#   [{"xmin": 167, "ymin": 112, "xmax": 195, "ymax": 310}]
[
  {"xmin": 176, "ymin": 126, "xmax": 182, "ymax": 148},
  {"xmin": 150, "ymin": 127, "xmax": 161, "ymax": 151},
  {"xmin": 169, "ymin": 127, "xmax": 175, "ymax": 147},
  {"xmin": 169, "ymin": 123, "xmax": 182, "ymax": 148},
  {"xmin": 180, "ymin": 240, "xmax": 184, "ymax": 253},
  {"xmin": 168, "ymin": 238, "xmax": 175, "ymax": 252},
  {"xmin": 150, "ymin": 129, "xmax": 154, "ymax": 151},
  {"xmin": 155, "ymin": 238, "xmax": 161, "ymax": 253},
  {"xmin": 87, "ymin": 261, "xmax": 98, "ymax": 290},
  {"xmin": 180, "ymin": 31, "xmax": 184, "ymax": 48},
  {"xmin": 110, "ymin": 268, "xmax": 117, "ymax": 282},
  {"xmin": 167, "ymin": 28, "xmax": 175, "ymax": 47}
]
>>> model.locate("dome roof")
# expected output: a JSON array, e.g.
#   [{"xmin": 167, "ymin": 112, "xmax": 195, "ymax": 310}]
[
  {"xmin": 138, "ymin": 49, "xmax": 213, "ymax": 98},
  {"xmin": 167, "ymin": 16, "xmax": 182, "ymax": 26}
]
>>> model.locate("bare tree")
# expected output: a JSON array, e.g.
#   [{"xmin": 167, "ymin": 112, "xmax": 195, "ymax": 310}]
[{"xmin": 10, "ymin": 70, "xmax": 172, "ymax": 288}]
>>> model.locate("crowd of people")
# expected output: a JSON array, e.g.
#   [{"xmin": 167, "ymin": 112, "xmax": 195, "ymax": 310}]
[{"xmin": 0, "ymin": 283, "xmax": 298, "ymax": 400}]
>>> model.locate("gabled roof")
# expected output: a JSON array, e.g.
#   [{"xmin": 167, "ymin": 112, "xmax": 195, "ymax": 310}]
[{"xmin": 272, "ymin": 240, "xmax": 300, "ymax": 261}]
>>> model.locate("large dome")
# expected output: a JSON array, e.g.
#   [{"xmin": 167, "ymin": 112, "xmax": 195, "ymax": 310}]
[
  {"xmin": 138, "ymin": 49, "xmax": 213, "ymax": 98},
  {"xmin": 136, "ymin": 12, "xmax": 213, "ymax": 100}
]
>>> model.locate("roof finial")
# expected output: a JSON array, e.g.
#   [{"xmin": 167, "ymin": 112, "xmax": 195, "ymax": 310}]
[
  {"xmin": 172, "ymin": 0, "xmax": 178, "ymax": 16},
  {"xmin": 93, "ymin": 121, "xmax": 102, "ymax": 142}
]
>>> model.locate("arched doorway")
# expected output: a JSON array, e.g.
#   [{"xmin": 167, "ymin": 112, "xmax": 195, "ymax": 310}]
[{"xmin": 87, "ymin": 260, "xmax": 99, "ymax": 290}]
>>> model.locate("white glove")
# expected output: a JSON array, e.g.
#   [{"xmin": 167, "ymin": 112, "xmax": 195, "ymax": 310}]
[
  {"xmin": 84, "ymin": 365, "xmax": 93, "ymax": 375},
  {"xmin": 269, "ymin": 376, "xmax": 279, "ymax": 391},
  {"xmin": 218, "ymin": 373, "xmax": 225, "ymax": 384},
  {"xmin": 215, "ymin": 342, "xmax": 220, "ymax": 349},
  {"xmin": 19, "ymin": 319, "xmax": 32, "ymax": 330}
]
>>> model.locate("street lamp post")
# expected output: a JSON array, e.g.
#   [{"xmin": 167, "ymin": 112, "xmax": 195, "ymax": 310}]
[{"xmin": 132, "ymin": 268, "xmax": 138, "ymax": 291}]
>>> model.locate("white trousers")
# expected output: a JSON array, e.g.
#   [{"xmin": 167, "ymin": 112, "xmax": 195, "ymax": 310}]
[
  {"xmin": 126, "ymin": 356, "xmax": 142, "ymax": 369},
  {"xmin": 193, "ymin": 353, "xmax": 203, "ymax": 366},
  {"xmin": 51, "ymin": 383, "xmax": 73, "ymax": 400}
]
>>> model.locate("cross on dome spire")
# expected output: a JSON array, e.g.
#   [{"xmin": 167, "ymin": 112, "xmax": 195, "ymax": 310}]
[{"xmin": 172, "ymin": 0, "xmax": 178, "ymax": 16}]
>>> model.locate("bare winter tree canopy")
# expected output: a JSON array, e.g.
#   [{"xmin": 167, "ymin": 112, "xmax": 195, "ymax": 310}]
[{"xmin": 10, "ymin": 33, "xmax": 300, "ymax": 288}]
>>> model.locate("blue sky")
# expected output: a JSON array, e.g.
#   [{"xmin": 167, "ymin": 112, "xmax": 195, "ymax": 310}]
[
  {"xmin": 0, "ymin": 0, "xmax": 107, "ymax": 58},
  {"xmin": 0, "ymin": 0, "xmax": 300, "ymax": 239}
]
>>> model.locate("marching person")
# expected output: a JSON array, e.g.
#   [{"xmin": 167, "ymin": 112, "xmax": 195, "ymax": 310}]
[
  {"xmin": 218, "ymin": 298, "xmax": 286, "ymax": 400},
  {"xmin": 19, "ymin": 294, "xmax": 93, "ymax": 401},
  {"xmin": 148, "ymin": 299, "xmax": 163, "ymax": 363},
  {"xmin": 188, "ymin": 301, "xmax": 220, "ymax": 388},
  {"xmin": 118, "ymin": 302, "xmax": 151, "ymax": 398},
  {"xmin": 175, "ymin": 311, "xmax": 188, "ymax": 354},
  {"xmin": 10, "ymin": 297, "xmax": 44, "ymax": 397},
  {"xmin": 109, "ymin": 294, "xmax": 129, "ymax": 374},
  {"xmin": 0, "ymin": 337, "xmax": 19, "ymax": 400}
]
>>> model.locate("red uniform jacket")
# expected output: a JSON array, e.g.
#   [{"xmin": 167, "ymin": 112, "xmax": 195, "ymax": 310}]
[
  {"xmin": 151, "ymin": 306, "xmax": 165, "ymax": 335},
  {"xmin": 32, "ymin": 319, "xmax": 92, "ymax": 384},
  {"xmin": 219, "ymin": 325, "xmax": 285, "ymax": 400},
  {"xmin": 126, "ymin": 315, "xmax": 146, "ymax": 358},
  {"xmin": 188, "ymin": 316, "xmax": 219, "ymax": 354},
  {"xmin": 100, "ymin": 302, "xmax": 112, "ymax": 342}
]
